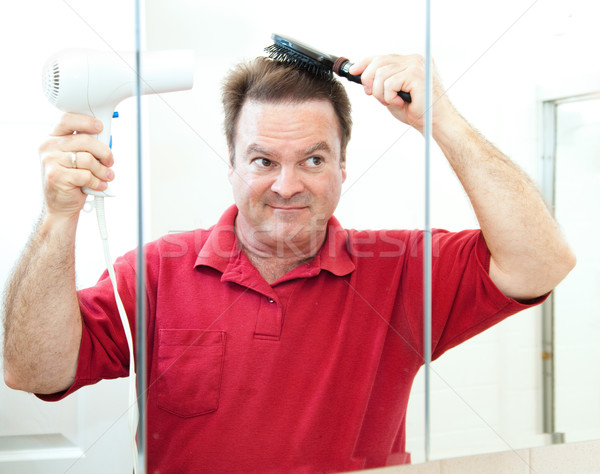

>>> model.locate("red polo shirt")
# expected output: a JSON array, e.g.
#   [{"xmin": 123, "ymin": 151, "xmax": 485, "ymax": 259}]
[{"xmin": 39, "ymin": 205, "xmax": 543, "ymax": 473}]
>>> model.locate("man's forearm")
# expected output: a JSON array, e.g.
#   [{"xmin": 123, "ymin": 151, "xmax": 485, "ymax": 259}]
[
  {"xmin": 3, "ymin": 213, "xmax": 82, "ymax": 394},
  {"xmin": 433, "ymin": 112, "xmax": 576, "ymax": 300}
]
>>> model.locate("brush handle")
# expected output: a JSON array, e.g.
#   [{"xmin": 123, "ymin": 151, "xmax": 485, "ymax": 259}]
[{"xmin": 336, "ymin": 59, "xmax": 412, "ymax": 103}]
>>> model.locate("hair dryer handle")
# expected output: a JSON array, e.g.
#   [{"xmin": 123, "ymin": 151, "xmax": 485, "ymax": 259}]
[
  {"xmin": 82, "ymin": 113, "xmax": 116, "ymax": 197},
  {"xmin": 82, "ymin": 185, "xmax": 115, "ymax": 197}
]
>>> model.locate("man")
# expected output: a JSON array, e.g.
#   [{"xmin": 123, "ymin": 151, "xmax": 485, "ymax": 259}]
[{"xmin": 3, "ymin": 54, "xmax": 575, "ymax": 472}]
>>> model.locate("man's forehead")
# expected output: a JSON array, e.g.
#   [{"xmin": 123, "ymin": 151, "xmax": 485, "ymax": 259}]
[
  {"xmin": 237, "ymin": 100, "xmax": 340, "ymax": 138},
  {"xmin": 239, "ymin": 98, "xmax": 337, "ymax": 120}
]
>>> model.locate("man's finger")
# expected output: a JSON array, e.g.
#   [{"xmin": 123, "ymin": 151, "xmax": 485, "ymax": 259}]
[{"xmin": 50, "ymin": 112, "xmax": 103, "ymax": 137}]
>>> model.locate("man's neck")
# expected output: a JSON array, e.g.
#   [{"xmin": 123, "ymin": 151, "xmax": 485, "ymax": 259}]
[
  {"xmin": 235, "ymin": 225, "xmax": 326, "ymax": 285},
  {"xmin": 242, "ymin": 249, "xmax": 314, "ymax": 284}
]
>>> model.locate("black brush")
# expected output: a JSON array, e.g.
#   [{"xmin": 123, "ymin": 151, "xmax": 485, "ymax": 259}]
[{"xmin": 265, "ymin": 33, "xmax": 412, "ymax": 104}]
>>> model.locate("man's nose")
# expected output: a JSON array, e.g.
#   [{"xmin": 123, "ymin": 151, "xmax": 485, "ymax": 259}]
[{"xmin": 271, "ymin": 167, "xmax": 305, "ymax": 198}]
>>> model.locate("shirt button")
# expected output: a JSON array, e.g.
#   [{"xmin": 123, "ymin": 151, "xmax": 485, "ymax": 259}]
[{"xmin": 267, "ymin": 298, "xmax": 275, "ymax": 303}]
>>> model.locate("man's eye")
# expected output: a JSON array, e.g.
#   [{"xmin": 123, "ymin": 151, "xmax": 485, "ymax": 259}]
[
  {"xmin": 306, "ymin": 156, "xmax": 323, "ymax": 167},
  {"xmin": 254, "ymin": 158, "xmax": 272, "ymax": 168}
]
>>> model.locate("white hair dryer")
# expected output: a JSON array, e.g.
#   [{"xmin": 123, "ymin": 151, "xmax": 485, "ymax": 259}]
[{"xmin": 42, "ymin": 48, "xmax": 194, "ymax": 196}]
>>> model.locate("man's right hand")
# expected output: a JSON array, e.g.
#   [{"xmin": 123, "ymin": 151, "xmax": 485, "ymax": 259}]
[{"xmin": 40, "ymin": 112, "xmax": 115, "ymax": 217}]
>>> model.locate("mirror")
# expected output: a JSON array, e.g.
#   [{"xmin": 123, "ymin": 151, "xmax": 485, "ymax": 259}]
[
  {"xmin": 551, "ymin": 95, "xmax": 600, "ymax": 442},
  {"xmin": 1, "ymin": 0, "xmax": 598, "ymax": 471},
  {"xmin": 144, "ymin": 0, "xmax": 599, "ymax": 466}
]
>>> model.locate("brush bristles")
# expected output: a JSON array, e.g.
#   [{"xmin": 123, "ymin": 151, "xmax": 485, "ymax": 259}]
[{"xmin": 265, "ymin": 44, "xmax": 333, "ymax": 81}]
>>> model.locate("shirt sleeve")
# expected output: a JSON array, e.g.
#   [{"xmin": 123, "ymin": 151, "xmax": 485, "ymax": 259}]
[
  {"xmin": 402, "ymin": 229, "xmax": 548, "ymax": 361},
  {"xmin": 36, "ymin": 251, "xmax": 138, "ymax": 402}
]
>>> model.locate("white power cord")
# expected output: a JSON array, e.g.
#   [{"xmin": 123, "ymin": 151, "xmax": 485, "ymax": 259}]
[{"xmin": 94, "ymin": 195, "xmax": 139, "ymax": 473}]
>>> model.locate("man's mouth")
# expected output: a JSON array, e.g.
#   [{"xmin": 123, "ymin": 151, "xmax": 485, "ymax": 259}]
[{"xmin": 267, "ymin": 203, "xmax": 309, "ymax": 211}]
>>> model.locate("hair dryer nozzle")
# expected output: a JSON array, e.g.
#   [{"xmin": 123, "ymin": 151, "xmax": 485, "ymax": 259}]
[{"xmin": 137, "ymin": 50, "xmax": 194, "ymax": 95}]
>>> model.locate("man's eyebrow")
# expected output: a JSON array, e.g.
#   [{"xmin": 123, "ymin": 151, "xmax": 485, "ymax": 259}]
[
  {"xmin": 246, "ymin": 144, "xmax": 273, "ymax": 156},
  {"xmin": 245, "ymin": 142, "xmax": 332, "ymax": 157},
  {"xmin": 304, "ymin": 142, "xmax": 332, "ymax": 155}
]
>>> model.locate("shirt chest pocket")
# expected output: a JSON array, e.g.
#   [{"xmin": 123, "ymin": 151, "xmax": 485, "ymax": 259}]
[{"xmin": 157, "ymin": 329, "xmax": 226, "ymax": 417}]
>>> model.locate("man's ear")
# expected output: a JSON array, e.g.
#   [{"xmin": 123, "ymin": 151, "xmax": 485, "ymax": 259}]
[{"xmin": 227, "ymin": 148, "xmax": 235, "ymax": 182}]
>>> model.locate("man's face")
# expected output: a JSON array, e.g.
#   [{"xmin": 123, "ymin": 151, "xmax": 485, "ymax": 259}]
[{"xmin": 228, "ymin": 99, "xmax": 347, "ymax": 258}]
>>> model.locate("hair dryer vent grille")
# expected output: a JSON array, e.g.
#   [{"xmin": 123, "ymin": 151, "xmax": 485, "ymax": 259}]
[{"xmin": 42, "ymin": 61, "xmax": 60, "ymax": 105}]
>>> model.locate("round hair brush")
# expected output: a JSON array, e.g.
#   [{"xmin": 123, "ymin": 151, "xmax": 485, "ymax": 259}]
[{"xmin": 265, "ymin": 33, "xmax": 412, "ymax": 103}]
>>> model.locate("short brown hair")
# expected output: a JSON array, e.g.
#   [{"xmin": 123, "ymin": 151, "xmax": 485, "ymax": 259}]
[{"xmin": 222, "ymin": 57, "xmax": 352, "ymax": 165}]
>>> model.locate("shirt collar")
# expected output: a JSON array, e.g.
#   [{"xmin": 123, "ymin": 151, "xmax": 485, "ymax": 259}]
[{"xmin": 194, "ymin": 204, "xmax": 355, "ymax": 279}]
